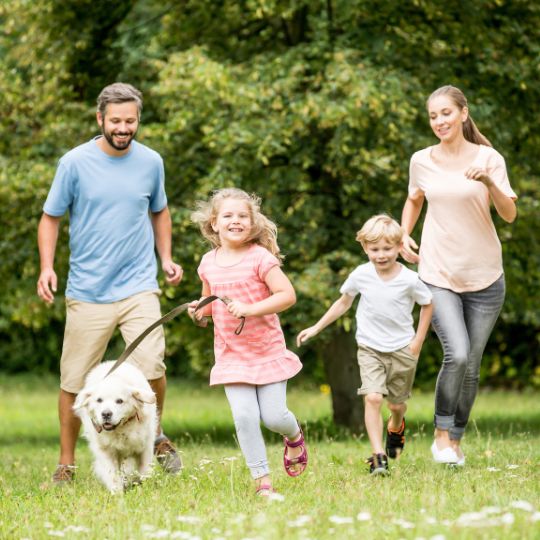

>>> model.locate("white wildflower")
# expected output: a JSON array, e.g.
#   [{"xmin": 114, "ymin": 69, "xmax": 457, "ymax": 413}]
[
  {"xmin": 486, "ymin": 467, "xmax": 500, "ymax": 472},
  {"xmin": 177, "ymin": 515, "xmax": 203, "ymax": 524},
  {"xmin": 222, "ymin": 456, "xmax": 239, "ymax": 462},
  {"xmin": 510, "ymin": 500, "xmax": 534, "ymax": 512},
  {"xmin": 481, "ymin": 506, "xmax": 501, "ymax": 515},
  {"xmin": 64, "ymin": 525, "xmax": 90, "ymax": 533},
  {"xmin": 506, "ymin": 464, "xmax": 519, "ymax": 470},
  {"xmin": 356, "ymin": 511, "xmax": 371, "ymax": 521},
  {"xmin": 329, "ymin": 515, "xmax": 354, "ymax": 525},
  {"xmin": 47, "ymin": 532, "xmax": 65, "ymax": 538},
  {"xmin": 531, "ymin": 512, "xmax": 540, "ymax": 522},
  {"xmin": 267, "ymin": 491, "xmax": 285, "ymax": 502},
  {"xmin": 43, "ymin": 523, "xmax": 54, "ymax": 529},
  {"xmin": 149, "ymin": 530, "xmax": 170, "ymax": 539},
  {"xmin": 500, "ymin": 513, "xmax": 515, "ymax": 525},
  {"xmin": 424, "ymin": 517, "xmax": 437, "ymax": 525},
  {"xmin": 430, "ymin": 535, "xmax": 446, "ymax": 540},
  {"xmin": 287, "ymin": 515, "xmax": 312, "ymax": 527},
  {"xmin": 393, "ymin": 518, "xmax": 415, "ymax": 529}
]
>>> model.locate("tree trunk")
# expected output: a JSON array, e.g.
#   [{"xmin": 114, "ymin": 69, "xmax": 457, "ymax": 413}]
[{"xmin": 322, "ymin": 328, "xmax": 365, "ymax": 433}]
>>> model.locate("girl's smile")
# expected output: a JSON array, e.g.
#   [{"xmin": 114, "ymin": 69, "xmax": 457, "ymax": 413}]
[{"xmin": 212, "ymin": 199, "xmax": 252, "ymax": 247}]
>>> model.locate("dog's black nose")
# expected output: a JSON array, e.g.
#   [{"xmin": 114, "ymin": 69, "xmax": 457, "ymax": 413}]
[{"xmin": 101, "ymin": 410, "xmax": 112, "ymax": 421}]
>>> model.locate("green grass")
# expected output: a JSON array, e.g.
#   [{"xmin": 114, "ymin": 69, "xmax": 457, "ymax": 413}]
[{"xmin": 0, "ymin": 375, "xmax": 538, "ymax": 540}]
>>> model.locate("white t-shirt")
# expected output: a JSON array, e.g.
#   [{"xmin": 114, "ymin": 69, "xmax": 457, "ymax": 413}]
[{"xmin": 340, "ymin": 262, "xmax": 432, "ymax": 352}]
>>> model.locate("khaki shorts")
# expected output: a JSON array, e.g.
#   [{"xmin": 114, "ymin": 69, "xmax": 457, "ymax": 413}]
[
  {"xmin": 60, "ymin": 290, "xmax": 166, "ymax": 393},
  {"xmin": 356, "ymin": 343, "xmax": 419, "ymax": 403}
]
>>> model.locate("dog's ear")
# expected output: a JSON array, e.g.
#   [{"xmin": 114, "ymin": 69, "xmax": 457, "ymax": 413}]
[
  {"xmin": 131, "ymin": 389, "xmax": 156, "ymax": 405},
  {"xmin": 73, "ymin": 390, "xmax": 93, "ymax": 412}
]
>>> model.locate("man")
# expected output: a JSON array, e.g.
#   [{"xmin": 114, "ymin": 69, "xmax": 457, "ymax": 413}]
[{"xmin": 37, "ymin": 82, "xmax": 183, "ymax": 484}]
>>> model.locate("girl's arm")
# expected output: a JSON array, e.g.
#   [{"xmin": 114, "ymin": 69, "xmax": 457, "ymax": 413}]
[
  {"xmin": 465, "ymin": 167, "xmax": 517, "ymax": 223},
  {"xmin": 296, "ymin": 293, "xmax": 355, "ymax": 346},
  {"xmin": 400, "ymin": 193, "xmax": 425, "ymax": 264},
  {"xmin": 226, "ymin": 266, "xmax": 295, "ymax": 318},
  {"xmin": 408, "ymin": 302, "xmax": 433, "ymax": 357},
  {"xmin": 187, "ymin": 281, "xmax": 212, "ymax": 326}
]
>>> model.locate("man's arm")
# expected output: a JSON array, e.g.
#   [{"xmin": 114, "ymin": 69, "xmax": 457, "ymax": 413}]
[
  {"xmin": 37, "ymin": 213, "xmax": 61, "ymax": 303},
  {"xmin": 151, "ymin": 206, "xmax": 183, "ymax": 286}
]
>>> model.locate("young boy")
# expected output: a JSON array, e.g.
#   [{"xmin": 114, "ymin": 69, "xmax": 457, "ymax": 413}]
[{"xmin": 297, "ymin": 215, "xmax": 433, "ymax": 475}]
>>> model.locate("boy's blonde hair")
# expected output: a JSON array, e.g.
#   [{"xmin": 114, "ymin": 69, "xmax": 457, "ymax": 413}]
[
  {"xmin": 356, "ymin": 214, "xmax": 403, "ymax": 247},
  {"xmin": 191, "ymin": 188, "xmax": 283, "ymax": 260}
]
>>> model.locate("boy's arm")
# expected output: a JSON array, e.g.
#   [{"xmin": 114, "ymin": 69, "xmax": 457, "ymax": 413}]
[
  {"xmin": 408, "ymin": 302, "xmax": 433, "ymax": 357},
  {"xmin": 297, "ymin": 293, "xmax": 355, "ymax": 347}
]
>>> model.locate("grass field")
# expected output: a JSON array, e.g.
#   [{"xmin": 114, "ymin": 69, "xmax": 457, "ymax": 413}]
[{"xmin": 0, "ymin": 375, "xmax": 538, "ymax": 540}]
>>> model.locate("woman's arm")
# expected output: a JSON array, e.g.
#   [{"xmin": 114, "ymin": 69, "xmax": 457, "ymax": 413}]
[
  {"xmin": 400, "ymin": 194, "xmax": 425, "ymax": 264},
  {"xmin": 465, "ymin": 167, "xmax": 517, "ymax": 223}
]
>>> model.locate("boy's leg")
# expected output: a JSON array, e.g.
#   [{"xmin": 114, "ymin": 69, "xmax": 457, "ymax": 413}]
[
  {"xmin": 387, "ymin": 401, "xmax": 407, "ymax": 431},
  {"xmin": 364, "ymin": 393, "xmax": 385, "ymax": 454}
]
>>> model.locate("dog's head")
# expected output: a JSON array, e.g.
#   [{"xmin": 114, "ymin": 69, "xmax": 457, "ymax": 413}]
[{"xmin": 73, "ymin": 377, "xmax": 156, "ymax": 433}]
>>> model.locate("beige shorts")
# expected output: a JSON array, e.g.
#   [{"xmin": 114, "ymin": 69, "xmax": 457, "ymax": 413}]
[
  {"xmin": 356, "ymin": 343, "xmax": 419, "ymax": 403},
  {"xmin": 60, "ymin": 290, "xmax": 166, "ymax": 393}
]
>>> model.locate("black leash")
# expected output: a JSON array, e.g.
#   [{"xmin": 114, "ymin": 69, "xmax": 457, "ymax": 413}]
[{"xmin": 105, "ymin": 295, "xmax": 245, "ymax": 377}]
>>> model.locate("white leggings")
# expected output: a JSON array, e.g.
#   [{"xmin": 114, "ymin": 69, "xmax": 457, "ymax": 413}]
[{"xmin": 224, "ymin": 382, "xmax": 300, "ymax": 479}]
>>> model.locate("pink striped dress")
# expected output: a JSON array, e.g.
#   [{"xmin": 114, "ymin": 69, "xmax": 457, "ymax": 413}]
[{"xmin": 197, "ymin": 244, "xmax": 302, "ymax": 386}]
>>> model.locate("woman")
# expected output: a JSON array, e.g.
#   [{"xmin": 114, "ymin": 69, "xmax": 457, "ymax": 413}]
[{"xmin": 400, "ymin": 85, "xmax": 517, "ymax": 465}]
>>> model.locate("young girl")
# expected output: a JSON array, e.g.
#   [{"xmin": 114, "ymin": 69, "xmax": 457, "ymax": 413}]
[{"xmin": 188, "ymin": 188, "xmax": 307, "ymax": 495}]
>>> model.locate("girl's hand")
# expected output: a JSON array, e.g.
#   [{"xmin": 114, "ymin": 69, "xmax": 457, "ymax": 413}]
[
  {"xmin": 227, "ymin": 300, "xmax": 253, "ymax": 318},
  {"xmin": 465, "ymin": 167, "xmax": 494, "ymax": 187},
  {"xmin": 400, "ymin": 233, "xmax": 420, "ymax": 264},
  {"xmin": 188, "ymin": 299, "xmax": 208, "ymax": 327},
  {"xmin": 296, "ymin": 326, "xmax": 319, "ymax": 347}
]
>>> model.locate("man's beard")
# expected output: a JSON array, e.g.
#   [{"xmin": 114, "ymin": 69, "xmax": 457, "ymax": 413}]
[{"xmin": 102, "ymin": 128, "xmax": 137, "ymax": 151}]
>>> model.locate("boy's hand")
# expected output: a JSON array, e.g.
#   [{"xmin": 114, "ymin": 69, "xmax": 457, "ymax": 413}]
[
  {"xmin": 407, "ymin": 337, "xmax": 423, "ymax": 358},
  {"xmin": 297, "ymin": 326, "xmax": 319, "ymax": 347}
]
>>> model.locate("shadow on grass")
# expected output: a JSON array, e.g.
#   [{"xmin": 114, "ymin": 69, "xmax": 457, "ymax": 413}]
[{"xmin": 2, "ymin": 413, "xmax": 539, "ymax": 449}]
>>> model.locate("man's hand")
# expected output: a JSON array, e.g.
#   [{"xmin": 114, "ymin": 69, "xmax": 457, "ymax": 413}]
[
  {"xmin": 162, "ymin": 260, "xmax": 183, "ymax": 286},
  {"xmin": 37, "ymin": 268, "xmax": 57, "ymax": 304}
]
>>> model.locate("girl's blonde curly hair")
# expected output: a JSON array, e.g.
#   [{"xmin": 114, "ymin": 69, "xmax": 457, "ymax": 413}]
[{"xmin": 191, "ymin": 188, "xmax": 283, "ymax": 261}]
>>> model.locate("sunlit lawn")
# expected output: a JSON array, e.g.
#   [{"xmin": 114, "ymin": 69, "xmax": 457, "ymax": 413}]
[{"xmin": 0, "ymin": 374, "xmax": 538, "ymax": 539}]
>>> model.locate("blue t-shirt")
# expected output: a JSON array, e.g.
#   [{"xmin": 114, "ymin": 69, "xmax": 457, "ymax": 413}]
[{"xmin": 43, "ymin": 137, "xmax": 167, "ymax": 303}]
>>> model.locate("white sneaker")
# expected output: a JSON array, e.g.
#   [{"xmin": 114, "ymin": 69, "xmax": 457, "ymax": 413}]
[{"xmin": 431, "ymin": 441, "xmax": 458, "ymax": 464}]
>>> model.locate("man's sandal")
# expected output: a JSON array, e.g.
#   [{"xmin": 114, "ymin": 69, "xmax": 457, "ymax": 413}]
[{"xmin": 283, "ymin": 428, "xmax": 308, "ymax": 477}]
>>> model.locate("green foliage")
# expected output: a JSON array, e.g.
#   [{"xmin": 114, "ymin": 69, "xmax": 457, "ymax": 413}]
[{"xmin": 0, "ymin": 0, "xmax": 538, "ymax": 389}]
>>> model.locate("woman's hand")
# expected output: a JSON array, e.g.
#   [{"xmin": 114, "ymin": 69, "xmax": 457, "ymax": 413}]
[
  {"xmin": 465, "ymin": 167, "xmax": 494, "ymax": 187},
  {"xmin": 400, "ymin": 233, "xmax": 420, "ymax": 264}
]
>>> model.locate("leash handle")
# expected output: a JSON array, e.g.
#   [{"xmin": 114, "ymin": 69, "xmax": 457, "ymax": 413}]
[{"xmin": 208, "ymin": 296, "xmax": 245, "ymax": 335}]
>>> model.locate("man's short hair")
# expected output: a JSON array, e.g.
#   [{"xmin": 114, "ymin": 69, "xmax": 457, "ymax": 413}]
[
  {"xmin": 356, "ymin": 214, "xmax": 403, "ymax": 247},
  {"xmin": 96, "ymin": 83, "xmax": 143, "ymax": 118}
]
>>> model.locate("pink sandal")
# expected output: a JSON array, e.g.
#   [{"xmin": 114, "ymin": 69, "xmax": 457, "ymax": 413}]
[
  {"xmin": 283, "ymin": 428, "xmax": 308, "ymax": 477},
  {"xmin": 255, "ymin": 484, "xmax": 275, "ymax": 496}
]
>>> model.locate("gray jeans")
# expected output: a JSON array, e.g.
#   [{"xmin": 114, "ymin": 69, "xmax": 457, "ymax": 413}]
[
  {"xmin": 427, "ymin": 274, "xmax": 505, "ymax": 440},
  {"xmin": 224, "ymin": 382, "xmax": 300, "ymax": 479}
]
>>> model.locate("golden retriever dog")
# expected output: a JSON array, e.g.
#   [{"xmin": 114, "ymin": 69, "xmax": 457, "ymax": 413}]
[{"xmin": 73, "ymin": 361, "xmax": 157, "ymax": 493}]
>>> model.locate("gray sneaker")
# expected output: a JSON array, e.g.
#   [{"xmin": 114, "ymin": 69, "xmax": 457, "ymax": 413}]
[
  {"xmin": 154, "ymin": 436, "xmax": 183, "ymax": 474},
  {"xmin": 52, "ymin": 464, "xmax": 76, "ymax": 485}
]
